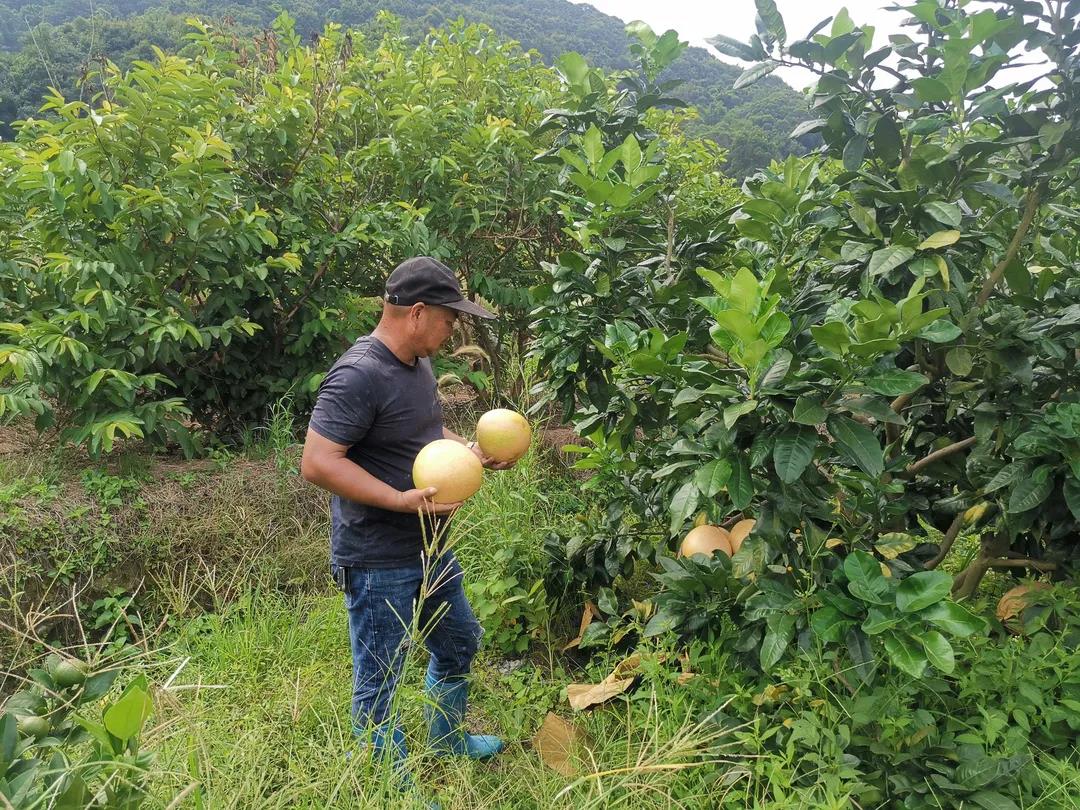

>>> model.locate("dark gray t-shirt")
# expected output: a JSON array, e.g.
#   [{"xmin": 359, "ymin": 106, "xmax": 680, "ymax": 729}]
[{"xmin": 308, "ymin": 336, "xmax": 445, "ymax": 568}]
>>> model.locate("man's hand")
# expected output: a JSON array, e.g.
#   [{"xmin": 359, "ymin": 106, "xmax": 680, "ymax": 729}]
[
  {"xmin": 398, "ymin": 487, "xmax": 463, "ymax": 515},
  {"xmin": 467, "ymin": 442, "xmax": 517, "ymax": 471}
]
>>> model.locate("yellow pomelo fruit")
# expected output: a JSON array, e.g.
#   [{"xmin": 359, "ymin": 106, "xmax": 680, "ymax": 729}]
[
  {"xmin": 679, "ymin": 525, "xmax": 732, "ymax": 559},
  {"xmin": 476, "ymin": 408, "xmax": 532, "ymax": 463},
  {"xmin": 412, "ymin": 439, "xmax": 484, "ymax": 504},
  {"xmin": 728, "ymin": 519, "xmax": 756, "ymax": 554}
]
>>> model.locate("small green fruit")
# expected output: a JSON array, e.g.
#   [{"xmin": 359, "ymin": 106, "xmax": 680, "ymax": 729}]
[
  {"xmin": 52, "ymin": 658, "xmax": 88, "ymax": 688},
  {"xmin": 16, "ymin": 714, "xmax": 50, "ymax": 739}
]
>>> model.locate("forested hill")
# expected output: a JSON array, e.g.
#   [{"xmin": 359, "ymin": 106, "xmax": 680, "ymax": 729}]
[{"xmin": 0, "ymin": 0, "xmax": 816, "ymax": 175}]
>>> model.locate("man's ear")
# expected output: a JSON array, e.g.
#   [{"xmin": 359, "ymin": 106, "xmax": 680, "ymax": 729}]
[{"xmin": 409, "ymin": 302, "xmax": 426, "ymax": 323}]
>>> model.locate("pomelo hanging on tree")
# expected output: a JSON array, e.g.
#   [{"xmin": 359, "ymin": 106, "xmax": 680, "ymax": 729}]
[{"xmin": 679, "ymin": 525, "xmax": 732, "ymax": 559}]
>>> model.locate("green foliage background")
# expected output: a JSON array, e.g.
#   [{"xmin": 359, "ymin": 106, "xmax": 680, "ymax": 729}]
[{"xmin": 0, "ymin": 0, "xmax": 817, "ymax": 176}]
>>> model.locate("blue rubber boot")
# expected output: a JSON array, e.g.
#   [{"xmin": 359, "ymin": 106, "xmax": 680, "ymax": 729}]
[
  {"xmin": 424, "ymin": 672, "xmax": 504, "ymax": 759},
  {"xmin": 369, "ymin": 722, "xmax": 408, "ymax": 772},
  {"xmin": 353, "ymin": 723, "xmax": 441, "ymax": 809}
]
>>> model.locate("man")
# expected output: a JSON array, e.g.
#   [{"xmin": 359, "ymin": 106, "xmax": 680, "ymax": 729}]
[{"xmin": 300, "ymin": 256, "xmax": 509, "ymax": 779}]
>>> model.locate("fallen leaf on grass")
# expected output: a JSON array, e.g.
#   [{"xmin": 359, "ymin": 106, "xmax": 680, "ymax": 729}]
[
  {"xmin": 566, "ymin": 677, "xmax": 635, "ymax": 710},
  {"xmin": 532, "ymin": 712, "xmax": 587, "ymax": 777}
]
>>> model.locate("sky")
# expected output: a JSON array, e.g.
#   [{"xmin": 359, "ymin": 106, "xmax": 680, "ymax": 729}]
[{"xmin": 569, "ymin": 0, "xmax": 938, "ymax": 89}]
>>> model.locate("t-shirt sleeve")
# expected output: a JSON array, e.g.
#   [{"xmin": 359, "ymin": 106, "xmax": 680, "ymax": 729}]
[{"xmin": 308, "ymin": 363, "xmax": 377, "ymax": 446}]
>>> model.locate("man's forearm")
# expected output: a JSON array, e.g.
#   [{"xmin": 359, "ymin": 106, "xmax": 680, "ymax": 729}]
[
  {"xmin": 305, "ymin": 456, "xmax": 405, "ymax": 512},
  {"xmin": 443, "ymin": 427, "xmax": 469, "ymax": 444}
]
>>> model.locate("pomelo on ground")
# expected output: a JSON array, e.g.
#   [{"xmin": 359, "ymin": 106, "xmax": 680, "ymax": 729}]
[
  {"xmin": 679, "ymin": 525, "xmax": 732, "ymax": 559},
  {"xmin": 476, "ymin": 408, "xmax": 532, "ymax": 463},
  {"xmin": 728, "ymin": 519, "xmax": 756, "ymax": 554},
  {"xmin": 412, "ymin": 439, "xmax": 484, "ymax": 504}
]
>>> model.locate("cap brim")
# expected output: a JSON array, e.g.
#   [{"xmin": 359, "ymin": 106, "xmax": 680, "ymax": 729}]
[{"xmin": 443, "ymin": 298, "xmax": 497, "ymax": 320}]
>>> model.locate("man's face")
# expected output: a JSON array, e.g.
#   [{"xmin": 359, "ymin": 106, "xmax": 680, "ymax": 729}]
[{"xmin": 412, "ymin": 304, "xmax": 458, "ymax": 357}]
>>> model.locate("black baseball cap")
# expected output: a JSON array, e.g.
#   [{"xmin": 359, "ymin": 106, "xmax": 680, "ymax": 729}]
[{"xmin": 383, "ymin": 256, "xmax": 496, "ymax": 320}]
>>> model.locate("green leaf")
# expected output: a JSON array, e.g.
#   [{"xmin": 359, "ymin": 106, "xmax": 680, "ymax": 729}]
[
  {"xmin": 0, "ymin": 713, "xmax": 16, "ymax": 772},
  {"xmin": 694, "ymin": 459, "xmax": 732, "ymax": 498},
  {"xmin": 620, "ymin": 135, "xmax": 642, "ymax": 172},
  {"xmin": 918, "ymin": 230, "xmax": 961, "ymax": 249},
  {"xmin": 873, "ymin": 114, "xmax": 902, "ymax": 166},
  {"xmin": 843, "ymin": 134, "xmax": 868, "ymax": 171},
  {"xmin": 922, "ymin": 630, "xmax": 956, "ymax": 674},
  {"xmin": 556, "ymin": 52, "xmax": 590, "ymax": 85},
  {"xmin": 810, "ymin": 606, "xmax": 849, "ymax": 643},
  {"xmin": 868, "ymin": 246, "xmax": 915, "ymax": 277},
  {"xmin": 896, "ymin": 571, "xmax": 952, "ymax": 612},
  {"xmin": 864, "ymin": 369, "xmax": 929, "ymax": 396},
  {"xmin": 668, "ymin": 480, "xmax": 700, "ymax": 535},
  {"xmin": 811, "ymin": 321, "xmax": 850, "ymax": 355},
  {"xmin": 792, "ymin": 396, "xmax": 827, "ymax": 425},
  {"xmin": 945, "ymin": 347, "xmax": 973, "ymax": 376},
  {"xmin": 724, "ymin": 400, "xmax": 758, "ymax": 429},
  {"xmin": 714, "ymin": 310, "xmax": 758, "ymax": 344},
  {"xmin": 54, "ymin": 774, "xmax": 88, "ymax": 810},
  {"xmin": 874, "ymin": 533, "xmax": 917, "ymax": 559},
  {"xmin": 733, "ymin": 60, "xmax": 779, "ymax": 90},
  {"xmin": 643, "ymin": 605, "xmax": 680, "ymax": 637},
  {"xmin": 760, "ymin": 614, "xmax": 795, "ymax": 670},
  {"xmin": 862, "ymin": 607, "xmax": 901, "ymax": 635},
  {"xmin": 1064, "ymin": 478, "xmax": 1080, "ymax": 522},
  {"xmin": 755, "ymin": 0, "xmax": 786, "ymax": 44},
  {"xmin": 790, "ymin": 118, "xmax": 826, "ymax": 139},
  {"xmin": 773, "ymin": 427, "xmax": 817, "ymax": 483},
  {"xmin": 883, "ymin": 631, "xmax": 928, "ymax": 678},
  {"xmin": 912, "ymin": 77, "xmax": 952, "ymax": 103},
  {"xmin": 102, "ymin": 680, "xmax": 153, "ymax": 743},
  {"xmin": 728, "ymin": 267, "xmax": 761, "ymax": 313},
  {"xmin": 1007, "ymin": 465, "xmax": 1053, "ymax": 513},
  {"xmin": 728, "ymin": 456, "xmax": 754, "ymax": 510},
  {"xmin": 843, "ymin": 395, "xmax": 906, "ymax": 425},
  {"xmin": 924, "ymin": 201, "xmax": 961, "ymax": 228},
  {"xmin": 917, "ymin": 319, "xmax": 962, "ymax": 343},
  {"xmin": 969, "ymin": 790, "xmax": 1020, "ymax": 810},
  {"xmin": 582, "ymin": 125, "xmax": 603, "ymax": 166},
  {"xmin": 919, "ymin": 601, "xmax": 987, "ymax": 637},
  {"xmin": 828, "ymin": 415, "xmax": 883, "ymax": 477},
  {"xmin": 844, "ymin": 550, "xmax": 891, "ymax": 605},
  {"xmin": 759, "ymin": 349, "xmax": 793, "ymax": 389},
  {"xmin": 984, "ymin": 463, "xmax": 1024, "ymax": 493},
  {"xmin": 707, "ymin": 34, "xmax": 762, "ymax": 62}
]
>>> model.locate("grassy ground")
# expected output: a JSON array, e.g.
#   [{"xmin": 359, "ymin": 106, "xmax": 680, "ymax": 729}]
[{"xmin": 3, "ymin": 409, "xmax": 1080, "ymax": 809}]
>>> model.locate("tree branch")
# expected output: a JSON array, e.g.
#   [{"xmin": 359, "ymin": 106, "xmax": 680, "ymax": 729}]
[
  {"xmin": 899, "ymin": 436, "xmax": 976, "ymax": 478},
  {"xmin": 924, "ymin": 512, "xmax": 964, "ymax": 570},
  {"xmin": 975, "ymin": 182, "xmax": 1044, "ymax": 307},
  {"xmin": 987, "ymin": 557, "xmax": 1057, "ymax": 572}
]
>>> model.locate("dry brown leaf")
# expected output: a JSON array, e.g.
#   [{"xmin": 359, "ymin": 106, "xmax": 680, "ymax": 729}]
[
  {"xmin": 532, "ymin": 712, "xmax": 585, "ymax": 777},
  {"xmin": 566, "ymin": 677, "xmax": 635, "ymax": 711},
  {"xmin": 561, "ymin": 601, "xmax": 600, "ymax": 651},
  {"xmin": 676, "ymin": 672, "xmax": 697, "ymax": 686}
]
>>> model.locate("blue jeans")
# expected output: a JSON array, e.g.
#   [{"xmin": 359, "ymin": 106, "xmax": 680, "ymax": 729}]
[{"xmin": 332, "ymin": 553, "xmax": 483, "ymax": 731}]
